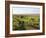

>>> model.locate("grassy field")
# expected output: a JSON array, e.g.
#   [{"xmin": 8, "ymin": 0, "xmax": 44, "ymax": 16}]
[{"xmin": 12, "ymin": 15, "xmax": 40, "ymax": 31}]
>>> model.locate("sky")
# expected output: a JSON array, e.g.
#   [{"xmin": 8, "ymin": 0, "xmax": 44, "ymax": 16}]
[{"xmin": 13, "ymin": 7, "xmax": 40, "ymax": 14}]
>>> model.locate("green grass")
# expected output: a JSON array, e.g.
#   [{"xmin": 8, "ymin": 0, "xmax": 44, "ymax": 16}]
[{"xmin": 12, "ymin": 15, "xmax": 40, "ymax": 30}]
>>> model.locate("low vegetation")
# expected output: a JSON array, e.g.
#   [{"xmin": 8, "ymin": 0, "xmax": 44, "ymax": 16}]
[{"xmin": 12, "ymin": 15, "xmax": 40, "ymax": 30}]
